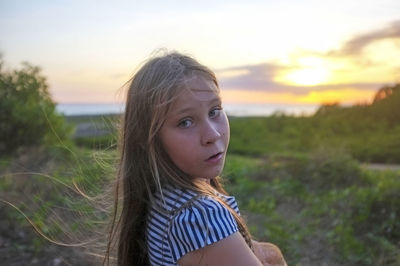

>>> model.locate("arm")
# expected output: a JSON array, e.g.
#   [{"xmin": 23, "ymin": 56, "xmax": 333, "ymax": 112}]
[
  {"xmin": 177, "ymin": 232, "xmax": 263, "ymax": 266},
  {"xmin": 252, "ymin": 240, "xmax": 287, "ymax": 266}
]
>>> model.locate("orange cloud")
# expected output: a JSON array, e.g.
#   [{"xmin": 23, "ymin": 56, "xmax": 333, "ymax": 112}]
[
  {"xmin": 221, "ymin": 87, "xmax": 377, "ymax": 105},
  {"xmin": 297, "ymin": 88, "xmax": 376, "ymax": 104}
]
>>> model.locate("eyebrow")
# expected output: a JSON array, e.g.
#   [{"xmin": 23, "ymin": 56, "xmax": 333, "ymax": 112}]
[{"xmin": 173, "ymin": 97, "xmax": 221, "ymax": 117}]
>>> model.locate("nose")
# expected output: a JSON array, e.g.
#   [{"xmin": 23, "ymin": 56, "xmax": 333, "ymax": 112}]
[{"xmin": 201, "ymin": 120, "xmax": 221, "ymax": 145}]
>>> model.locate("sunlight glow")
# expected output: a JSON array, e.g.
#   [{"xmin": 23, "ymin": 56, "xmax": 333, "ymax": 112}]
[
  {"xmin": 297, "ymin": 56, "xmax": 326, "ymax": 67},
  {"xmin": 284, "ymin": 68, "xmax": 330, "ymax": 86},
  {"xmin": 275, "ymin": 56, "xmax": 331, "ymax": 86}
]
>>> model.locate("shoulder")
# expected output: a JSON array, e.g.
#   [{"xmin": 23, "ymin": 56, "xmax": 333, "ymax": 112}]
[
  {"xmin": 175, "ymin": 195, "xmax": 239, "ymax": 235},
  {"xmin": 168, "ymin": 195, "xmax": 239, "ymax": 262}
]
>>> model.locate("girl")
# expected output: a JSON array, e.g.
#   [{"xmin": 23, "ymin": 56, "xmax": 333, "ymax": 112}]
[{"xmin": 104, "ymin": 51, "xmax": 286, "ymax": 266}]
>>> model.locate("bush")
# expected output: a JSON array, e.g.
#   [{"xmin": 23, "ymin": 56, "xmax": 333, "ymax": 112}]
[
  {"xmin": 302, "ymin": 148, "xmax": 364, "ymax": 190},
  {"xmin": 352, "ymin": 171, "xmax": 400, "ymax": 243},
  {"xmin": 0, "ymin": 58, "xmax": 71, "ymax": 154}
]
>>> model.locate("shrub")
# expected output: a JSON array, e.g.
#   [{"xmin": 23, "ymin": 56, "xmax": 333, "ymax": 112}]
[
  {"xmin": 0, "ymin": 58, "xmax": 71, "ymax": 154},
  {"xmin": 300, "ymin": 147, "xmax": 364, "ymax": 190}
]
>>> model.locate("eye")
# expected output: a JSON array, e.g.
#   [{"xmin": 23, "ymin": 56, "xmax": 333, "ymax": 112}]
[
  {"xmin": 178, "ymin": 118, "xmax": 193, "ymax": 128},
  {"xmin": 209, "ymin": 107, "xmax": 222, "ymax": 118}
]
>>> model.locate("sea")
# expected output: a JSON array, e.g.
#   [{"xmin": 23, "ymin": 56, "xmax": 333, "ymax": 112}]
[{"xmin": 56, "ymin": 103, "xmax": 319, "ymax": 117}]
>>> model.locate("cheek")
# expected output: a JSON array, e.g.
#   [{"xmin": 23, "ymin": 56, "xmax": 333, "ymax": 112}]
[
  {"xmin": 164, "ymin": 141, "xmax": 198, "ymax": 175},
  {"xmin": 161, "ymin": 131, "xmax": 196, "ymax": 165},
  {"xmin": 221, "ymin": 114, "xmax": 230, "ymax": 144}
]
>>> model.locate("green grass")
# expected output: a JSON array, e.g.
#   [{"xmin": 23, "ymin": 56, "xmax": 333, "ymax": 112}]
[
  {"xmin": 222, "ymin": 152, "xmax": 400, "ymax": 265},
  {"xmin": 228, "ymin": 115, "xmax": 400, "ymax": 163},
  {"xmin": 1, "ymin": 144, "xmax": 399, "ymax": 265},
  {"xmin": 0, "ymin": 145, "xmax": 115, "ymax": 250}
]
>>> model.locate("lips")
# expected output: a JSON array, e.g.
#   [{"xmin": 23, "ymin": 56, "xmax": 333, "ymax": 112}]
[{"xmin": 206, "ymin": 152, "xmax": 224, "ymax": 162}]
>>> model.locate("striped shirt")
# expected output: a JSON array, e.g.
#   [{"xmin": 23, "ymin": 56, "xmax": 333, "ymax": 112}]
[{"xmin": 146, "ymin": 184, "xmax": 240, "ymax": 265}]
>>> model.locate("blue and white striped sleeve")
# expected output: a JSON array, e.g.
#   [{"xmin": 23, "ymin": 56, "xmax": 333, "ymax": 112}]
[{"xmin": 168, "ymin": 196, "xmax": 239, "ymax": 262}]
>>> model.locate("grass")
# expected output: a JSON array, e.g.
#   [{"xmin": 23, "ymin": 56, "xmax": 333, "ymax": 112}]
[
  {"xmin": 1, "ymin": 144, "xmax": 399, "ymax": 265},
  {"xmin": 3, "ymin": 142, "xmax": 399, "ymax": 265},
  {"xmin": 222, "ymin": 152, "xmax": 400, "ymax": 265},
  {"xmin": 0, "ymin": 145, "xmax": 115, "ymax": 254},
  {"xmin": 229, "ymin": 115, "xmax": 400, "ymax": 163}
]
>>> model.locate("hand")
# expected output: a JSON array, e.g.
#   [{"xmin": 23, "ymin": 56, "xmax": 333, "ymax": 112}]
[{"xmin": 251, "ymin": 240, "xmax": 287, "ymax": 266}]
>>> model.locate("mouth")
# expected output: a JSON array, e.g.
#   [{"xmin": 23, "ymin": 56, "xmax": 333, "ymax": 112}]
[{"xmin": 206, "ymin": 152, "xmax": 224, "ymax": 162}]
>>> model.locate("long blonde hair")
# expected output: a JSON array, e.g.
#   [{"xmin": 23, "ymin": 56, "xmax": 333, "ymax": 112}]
[{"xmin": 104, "ymin": 51, "xmax": 252, "ymax": 266}]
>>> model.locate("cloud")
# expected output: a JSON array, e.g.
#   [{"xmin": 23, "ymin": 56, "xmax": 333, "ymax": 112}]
[
  {"xmin": 330, "ymin": 20, "xmax": 400, "ymax": 57},
  {"xmin": 218, "ymin": 62, "xmax": 381, "ymax": 95},
  {"xmin": 218, "ymin": 63, "xmax": 284, "ymax": 91}
]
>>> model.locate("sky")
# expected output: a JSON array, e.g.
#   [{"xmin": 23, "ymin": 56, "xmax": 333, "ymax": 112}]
[{"xmin": 1, "ymin": 0, "xmax": 400, "ymax": 106}]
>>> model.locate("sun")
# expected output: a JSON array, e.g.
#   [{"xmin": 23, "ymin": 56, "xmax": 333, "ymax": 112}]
[
  {"xmin": 284, "ymin": 67, "xmax": 330, "ymax": 86},
  {"xmin": 276, "ymin": 56, "xmax": 331, "ymax": 86}
]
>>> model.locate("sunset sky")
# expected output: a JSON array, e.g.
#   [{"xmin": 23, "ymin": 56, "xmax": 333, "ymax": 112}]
[{"xmin": 1, "ymin": 0, "xmax": 399, "ymax": 106}]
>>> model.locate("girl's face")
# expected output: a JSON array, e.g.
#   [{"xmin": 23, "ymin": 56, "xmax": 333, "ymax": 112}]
[{"xmin": 159, "ymin": 76, "xmax": 230, "ymax": 182}]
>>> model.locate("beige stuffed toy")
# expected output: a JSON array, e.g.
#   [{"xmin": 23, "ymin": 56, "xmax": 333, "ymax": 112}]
[{"xmin": 252, "ymin": 240, "xmax": 287, "ymax": 266}]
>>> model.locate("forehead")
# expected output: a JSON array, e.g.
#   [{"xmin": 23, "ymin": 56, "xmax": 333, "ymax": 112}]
[
  {"xmin": 180, "ymin": 76, "xmax": 219, "ymax": 101},
  {"xmin": 166, "ymin": 77, "xmax": 220, "ymax": 115}
]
